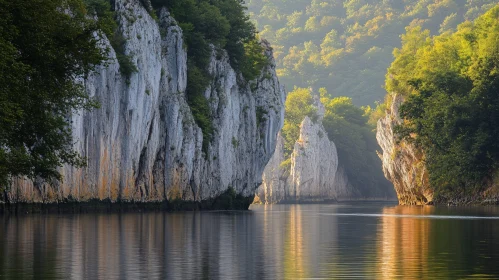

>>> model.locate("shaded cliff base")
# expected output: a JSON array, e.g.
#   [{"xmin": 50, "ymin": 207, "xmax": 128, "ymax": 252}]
[
  {"xmin": 252, "ymin": 196, "xmax": 397, "ymax": 205},
  {"xmin": 430, "ymin": 185, "xmax": 499, "ymax": 206},
  {"xmin": 381, "ymin": 182, "xmax": 499, "ymax": 206},
  {"xmin": 0, "ymin": 188, "xmax": 253, "ymax": 214}
]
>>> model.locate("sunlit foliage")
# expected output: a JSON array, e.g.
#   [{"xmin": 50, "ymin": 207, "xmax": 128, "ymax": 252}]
[
  {"xmin": 390, "ymin": 5, "xmax": 499, "ymax": 196},
  {"xmin": 281, "ymin": 87, "xmax": 317, "ymax": 156}
]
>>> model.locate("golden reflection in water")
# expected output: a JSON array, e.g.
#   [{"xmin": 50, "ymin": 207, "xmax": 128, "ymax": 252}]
[
  {"xmin": 284, "ymin": 205, "xmax": 308, "ymax": 279},
  {"xmin": 262, "ymin": 204, "xmax": 285, "ymax": 276},
  {"xmin": 377, "ymin": 206, "xmax": 434, "ymax": 279},
  {"xmin": 3, "ymin": 205, "xmax": 498, "ymax": 279}
]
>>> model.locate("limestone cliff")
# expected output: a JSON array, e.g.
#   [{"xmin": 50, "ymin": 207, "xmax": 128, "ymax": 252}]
[
  {"xmin": 255, "ymin": 133, "xmax": 288, "ymax": 204},
  {"xmin": 255, "ymin": 100, "xmax": 357, "ymax": 204},
  {"xmin": 376, "ymin": 94, "xmax": 432, "ymax": 205},
  {"xmin": 289, "ymin": 117, "xmax": 355, "ymax": 202},
  {"xmin": 4, "ymin": 0, "xmax": 285, "ymax": 205}
]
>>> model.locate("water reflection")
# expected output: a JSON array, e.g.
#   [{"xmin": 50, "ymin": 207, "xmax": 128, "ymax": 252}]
[
  {"xmin": 1, "ymin": 204, "xmax": 499, "ymax": 279},
  {"xmin": 377, "ymin": 207, "xmax": 433, "ymax": 279},
  {"xmin": 377, "ymin": 206, "xmax": 499, "ymax": 279}
]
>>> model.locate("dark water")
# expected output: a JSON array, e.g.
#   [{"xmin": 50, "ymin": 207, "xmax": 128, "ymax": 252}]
[{"xmin": 2, "ymin": 203, "xmax": 499, "ymax": 279}]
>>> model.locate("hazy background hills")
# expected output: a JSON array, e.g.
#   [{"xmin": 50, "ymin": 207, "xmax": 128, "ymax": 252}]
[{"xmin": 247, "ymin": 0, "xmax": 498, "ymax": 105}]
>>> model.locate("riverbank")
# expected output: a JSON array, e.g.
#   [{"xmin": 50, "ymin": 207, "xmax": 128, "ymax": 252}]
[
  {"xmin": 252, "ymin": 196, "xmax": 398, "ymax": 205},
  {"xmin": 0, "ymin": 188, "xmax": 254, "ymax": 214},
  {"xmin": 431, "ymin": 194, "xmax": 499, "ymax": 206}
]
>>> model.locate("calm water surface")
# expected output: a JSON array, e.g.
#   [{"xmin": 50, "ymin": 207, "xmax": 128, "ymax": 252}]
[{"xmin": 1, "ymin": 203, "xmax": 499, "ymax": 279}]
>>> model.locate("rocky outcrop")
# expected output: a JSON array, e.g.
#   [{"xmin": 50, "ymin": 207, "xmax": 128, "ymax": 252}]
[
  {"xmin": 376, "ymin": 94, "xmax": 432, "ymax": 205},
  {"xmin": 4, "ymin": 0, "xmax": 285, "ymax": 206},
  {"xmin": 254, "ymin": 133, "xmax": 288, "ymax": 204},
  {"xmin": 255, "ymin": 99, "xmax": 357, "ymax": 204},
  {"xmin": 289, "ymin": 117, "xmax": 355, "ymax": 202},
  {"xmin": 376, "ymin": 94, "xmax": 499, "ymax": 205}
]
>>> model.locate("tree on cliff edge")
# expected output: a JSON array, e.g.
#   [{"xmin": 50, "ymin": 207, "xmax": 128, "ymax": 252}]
[{"xmin": 0, "ymin": 0, "xmax": 107, "ymax": 187}]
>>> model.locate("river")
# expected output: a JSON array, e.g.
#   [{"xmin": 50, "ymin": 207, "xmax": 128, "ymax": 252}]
[{"xmin": 1, "ymin": 203, "xmax": 499, "ymax": 279}]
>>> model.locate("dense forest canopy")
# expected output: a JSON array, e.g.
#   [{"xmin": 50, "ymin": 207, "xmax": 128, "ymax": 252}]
[
  {"xmin": 389, "ymin": 5, "xmax": 499, "ymax": 198},
  {"xmin": 247, "ymin": 0, "xmax": 499, "ymax": 106}
]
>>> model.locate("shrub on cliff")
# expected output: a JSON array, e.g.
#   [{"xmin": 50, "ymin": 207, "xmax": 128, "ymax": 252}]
[
  {"xmin": 84, "ymin": 0, "xmax": 138, "ymax": 80},
  {"xmin": 0, "ymin": 0, "xmax": 108, "ymax": 186},
  {"xmin": 151, "ymin": 0, "xmax": 269, "ymax": 154},
  {"xmin": 153, "ymin": 0, "xmax": 267, "ymax": 81}
]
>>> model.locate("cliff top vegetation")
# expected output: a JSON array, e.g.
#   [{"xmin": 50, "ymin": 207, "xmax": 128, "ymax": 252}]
[
  {"xmin": 390, "ymin": 5, "xmax": 499, "ymax": 197},
  {"xmin": 151, "ymin": 0, "xmax": 270, "ymax": 152}
]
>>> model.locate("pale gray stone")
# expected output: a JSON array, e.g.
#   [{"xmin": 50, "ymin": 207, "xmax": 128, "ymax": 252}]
[{"xmin": 7, "ymin": 0, "xmax": 285, "ymax": 203}]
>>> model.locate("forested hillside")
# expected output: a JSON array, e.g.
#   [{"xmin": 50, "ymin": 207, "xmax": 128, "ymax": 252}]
[{"xmin": 247, "ymin": 0, "xmax": 499, "ymax": 105}]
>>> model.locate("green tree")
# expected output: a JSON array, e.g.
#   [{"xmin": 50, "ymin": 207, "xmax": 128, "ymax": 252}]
[
  {"xmin": 281, "ymin": 87, "xmax": 317, "ymax": 156},
  {"xmin": 0, "ymin": 0, "xmax": 107, "ymax": 186}
]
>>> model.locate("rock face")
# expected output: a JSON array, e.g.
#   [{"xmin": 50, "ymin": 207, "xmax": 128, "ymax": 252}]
[
  {"xmin": 4, "ymin": 0, "xmax": 285, "ymax": 205},
  {"xmin": 289, "ymin": 117, "xmax": 355, "ymax": 201},
  {"xmin": 255, "ymin": 133, "xmax": 287, "ymax": 204},
  {"xmin": 376, "ymin": 94, "xmax": 432, "ymax": 205},
  {"xmin": 255, "ymin": 100, "xmax": 356, "ymax": 204}
]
